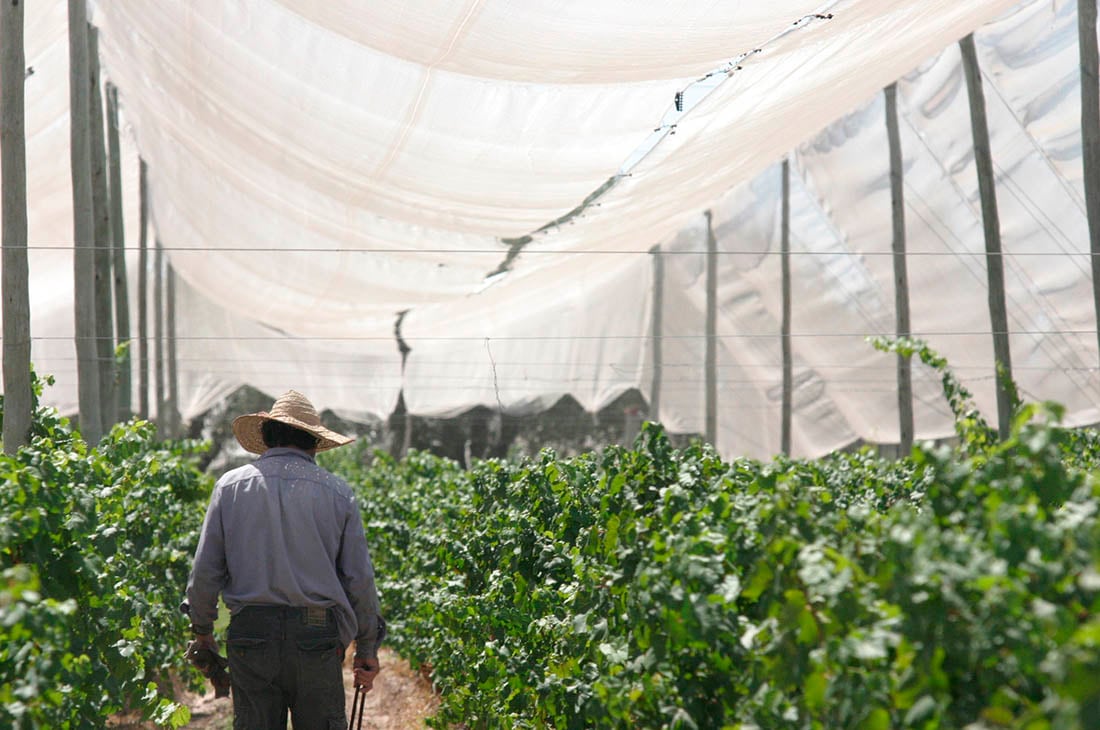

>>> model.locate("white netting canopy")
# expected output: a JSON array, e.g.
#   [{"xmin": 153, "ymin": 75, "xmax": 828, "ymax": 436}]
[{"xmin": 8, "ymin": 0, "xmax": 1100, "ymax": 458}]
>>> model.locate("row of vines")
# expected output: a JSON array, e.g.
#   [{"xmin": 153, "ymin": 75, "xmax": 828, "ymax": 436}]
[
  {"xmin": 327, "ymin": 344, "xmax": 1100, "ymax": 729},
  {"xmin": 6, "ymin": 342, "xmax": 1100, "ymax": 729},
  {"xmin": 0, "ymin": 376, "xmax": 208, "ymax": 728}
]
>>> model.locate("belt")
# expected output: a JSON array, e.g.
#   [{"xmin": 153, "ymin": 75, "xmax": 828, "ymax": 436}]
[{"xmin": 236, "ymin": 604, "xmax": 336, "ymax": 627}]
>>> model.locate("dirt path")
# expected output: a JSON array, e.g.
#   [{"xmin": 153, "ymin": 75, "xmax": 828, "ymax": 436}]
[{"xmin": 183, "ymin": 647, "xmax": 439, "ymax": 729}]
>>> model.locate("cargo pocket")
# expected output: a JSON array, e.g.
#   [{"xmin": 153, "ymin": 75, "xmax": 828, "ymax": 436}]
[
  {"xmin": 226, "ymin": 635, "xmax": 279, "ymax": 692},
  {"xmin": 295, "ymin": 630, "xmax": 344, "ymax": 719}
]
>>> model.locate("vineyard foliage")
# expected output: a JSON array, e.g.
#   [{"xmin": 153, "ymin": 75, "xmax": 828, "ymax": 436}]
[
  {"xmin": 0, "ymin": 376, "xmax": 209, "ymax": 728},
  {"xmin": 332, "ymin": 343, "xmax": 1100, "ymax": 729},
  {"xmin": 5, "ymin": 343, "xmax": 1100, "ymax": 729}
]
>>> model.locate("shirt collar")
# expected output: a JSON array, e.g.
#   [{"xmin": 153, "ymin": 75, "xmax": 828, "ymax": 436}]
[{"xmin": 260, "ymin": 446, "xmax": 317, "ymax": 464}]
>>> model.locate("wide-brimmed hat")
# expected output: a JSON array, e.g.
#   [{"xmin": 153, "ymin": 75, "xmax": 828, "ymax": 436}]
[{"xmin": 232, "ymin": 390, "xmax": 354, "ymax": 454}]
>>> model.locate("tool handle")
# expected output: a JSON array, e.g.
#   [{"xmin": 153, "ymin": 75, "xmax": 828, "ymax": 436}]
[{"xmin": 349, "ymin": 684, "xmax": 366, "ymax": 730}]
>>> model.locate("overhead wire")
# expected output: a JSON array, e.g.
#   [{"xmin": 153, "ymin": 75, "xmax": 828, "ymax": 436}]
[
  {"xmin": 18, "ymin": 243, "xmax": 1100, "ymax": 256},
  {"xmin": 14, "ymin": 329, "xmax": 1098, "ymax": 341},
  {"xmin": 21, "ymin": 350, "xmax": 1100, "ymax": 370}
]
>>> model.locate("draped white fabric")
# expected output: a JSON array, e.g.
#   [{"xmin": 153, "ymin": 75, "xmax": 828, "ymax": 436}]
[{"xmin": 7, "ymin": 0, "xmax": 1099, "ymax": 457}]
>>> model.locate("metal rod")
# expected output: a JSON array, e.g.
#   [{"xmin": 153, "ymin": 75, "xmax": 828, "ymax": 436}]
[{"xmin": 349, "ymin": 684, "xmax": 366, "ymax": 730}]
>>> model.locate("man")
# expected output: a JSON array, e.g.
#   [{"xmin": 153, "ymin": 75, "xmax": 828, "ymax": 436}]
[{"xmin": 185, "ymin": 390, "xmax": 386, "ymax": 729}]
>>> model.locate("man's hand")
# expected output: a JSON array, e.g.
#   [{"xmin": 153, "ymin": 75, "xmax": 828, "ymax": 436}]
[
  {"xmin": 187, "ymin": 634, "xmax": 231, "ymax": 698},
  {"xmin": 352, "ymin": 655, "xmax": 380, "ymax": 691}
]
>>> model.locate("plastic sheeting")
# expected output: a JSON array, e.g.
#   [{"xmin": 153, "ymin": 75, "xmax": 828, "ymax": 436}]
[{"xmin": 7, "ymin": 0, "xmax": 1100, "ymax": 457}]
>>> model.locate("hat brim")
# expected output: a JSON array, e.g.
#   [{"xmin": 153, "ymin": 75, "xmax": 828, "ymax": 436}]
[{"xmin": 232, "ymin": 412, "xmax": 354, "ymax": 455}]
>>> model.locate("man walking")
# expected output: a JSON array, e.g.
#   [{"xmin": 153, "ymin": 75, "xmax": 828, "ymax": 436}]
[{"xmin": 185, "ymin": 390, "xmax": 386, "ymax": 729}]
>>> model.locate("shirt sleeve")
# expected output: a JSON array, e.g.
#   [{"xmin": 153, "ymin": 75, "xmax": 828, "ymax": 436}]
[
  {"xmin": 337, "ymin": 495, "xmax": 386, "ymax": 659},
  {"xmin": 185, "ymin": 482, "xmax": 228, "ymax": 634}
]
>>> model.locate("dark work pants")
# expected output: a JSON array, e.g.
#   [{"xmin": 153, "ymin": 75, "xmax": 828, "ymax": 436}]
[{"xmin": 227, "ymin": 605, "xmax": 346, "ymax": 730}]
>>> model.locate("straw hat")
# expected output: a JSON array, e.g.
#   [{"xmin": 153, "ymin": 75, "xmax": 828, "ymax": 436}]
[{"xmin": 232, "ymin": 390, "xmax": 354, "ymax": 454}]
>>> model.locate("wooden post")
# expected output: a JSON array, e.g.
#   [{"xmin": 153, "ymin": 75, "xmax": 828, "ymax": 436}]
[
  {"xmin": 107, "ymin": 83, "xmax": 131, "ymax": 420},
  {"xmin": 401, "ymin": 397, "xmax": 413, "ymax": 457},
  {"xmin": 780, "ymin": 160, "xmax": 793, "ymax": 456},
  {"xmin": 704, "ymin": 210, "xmax": 718, "ymax": 446},
  {"xmin": 68, "ymin": 0, "xmax": 101, "ymax": 443},
  {"xmin": 154, "ymin": 237, "xmax": 165, "ymax": 433},
  {"xmin": 960, "ymin": 33, "xmax": 1013, "ymax": 439},
  {"xmin": 166, "ymin": 262, "xmax": 179, "ymax": 437},
  {"xmin": 394, "ymin": 310, "xmax": 412, "ymax": 458},
  {"xmin": 1079, "ymin": 0, "xmax": 1100, "ymax": 368},
  {"xmin": 88, "ymin": 24, "xmax": 115, "ymax": 436},
  {"xmin": 2, "ymin": 0, "xmax": 32, "ymax": 454},
  {"xmin": 885, "ymin": 83, "xmax": 914, "ymax": 454},
  {"xmin": 137, "ymin": 160, "xmax": 149, "ymax": 420},
  {"xmin": 648, "ymin": 244, "xmax": 664, "ymax": 422}
]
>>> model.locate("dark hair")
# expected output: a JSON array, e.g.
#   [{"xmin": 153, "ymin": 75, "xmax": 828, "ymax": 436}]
[{"xmin": 261, "ymin": 420, "xmax": 320, "ymax": 451}]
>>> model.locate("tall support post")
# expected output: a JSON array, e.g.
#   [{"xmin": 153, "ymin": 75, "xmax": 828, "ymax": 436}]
[
  {"xmin": 137, "ymin": 160, "xmax": 149, "ymax": 419},
  {"xmin": 154, "ymin": 237, "xmax": 165, "ymax": 433},
  {"xmin": 401, "ymin": 398, "xmax": 413, "ymax": 456},
  {"xmin": 885, "ymin": 83, "xmax": 914, "ymax": 454},
  {"xmin": 391, "ymin": 310, "xmax": 413, "ymax": 459},
  {"xmin": 166, "ymin": 262, "xmax": 179, "ymax": 437},
  {"xmin": 1079, "ymin": 0, "xmax": 1100, "ymax": 368},
  {"xmin": 704, "ymin": 210, "xmax": 718, "ymax": 446},
  {"xmin": 88, "ymin": 24, "xmax": 114, "ymax": 436},
  {"xmin": 960, "ymin": 33, "xmax": 1013, "ymax": 439},
  {"xmin": 780, "ymin": 160, "xmax": 793, "ymax": 456},
  {"xmin": 400, "ymin": 316, "xmax": 412, "ymax": 458},
  {"xmin": 106, "ymin": 83, "xmax": 131, "ymax": 419},
  {"xmin": 68, "ymin": 0, "xmax": 101, "ymax": 443},
  {"xmin": 2, "ymin": 0, "xmax": 32, "ymax": 454},
  {"xmin": 648, "ymin": 245, "xmax": 664, "ymax": 422}
]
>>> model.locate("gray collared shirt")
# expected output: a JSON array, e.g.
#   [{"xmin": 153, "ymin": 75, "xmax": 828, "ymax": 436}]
[{"xmin": 186, "ymin": 447, "xmax": 385, "ymax": 657}]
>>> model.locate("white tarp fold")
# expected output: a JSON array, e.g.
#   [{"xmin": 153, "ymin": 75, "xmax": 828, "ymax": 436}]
[{"xmin": 8, "ymin": 0, "xmax": 1100, "ymax": 457}]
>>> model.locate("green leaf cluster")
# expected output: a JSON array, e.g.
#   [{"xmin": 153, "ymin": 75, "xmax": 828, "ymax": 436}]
[
  {"xmin": 0, "ymin": 377, "xmax": 209, "ymax": 728},
  {"xmin": 336, "ymin": 345, "xmax": 1100, "ymax": 729}
]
